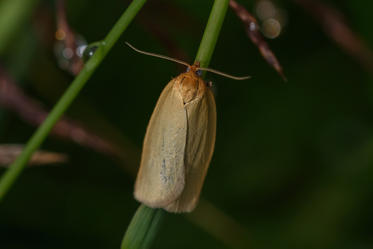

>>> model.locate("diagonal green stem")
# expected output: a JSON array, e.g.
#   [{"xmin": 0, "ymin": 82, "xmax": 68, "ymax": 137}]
[
  {"xmin": 0, "ymin": 0, "xmax": 148, "ymax": 200},
  {"xmin": 120, "ymin": 1, "xmax": 229, "ymax": 249}
]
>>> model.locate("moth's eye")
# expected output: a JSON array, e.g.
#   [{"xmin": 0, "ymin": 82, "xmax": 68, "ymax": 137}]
[{"xmin": 196, "ymin": 70, "xmax": 202, "ymax": 76}]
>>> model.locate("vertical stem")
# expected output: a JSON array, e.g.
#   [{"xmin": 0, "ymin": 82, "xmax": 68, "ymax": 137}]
[
  {"xmin": 194, "ymin": 0, "xmax": 229, "ymax": 68},
  {"xmin": 0, "ymin": 0, "xmax": 148, "ymax": 201}
]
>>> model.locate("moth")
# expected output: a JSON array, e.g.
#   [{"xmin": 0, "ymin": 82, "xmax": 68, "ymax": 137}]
[{"xmin": 126, "ymin": 43, "xmax": 249, "ymax": 213}]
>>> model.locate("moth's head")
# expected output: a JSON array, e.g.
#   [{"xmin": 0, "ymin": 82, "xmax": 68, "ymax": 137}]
[
  {"xmin": 186, "ymin": 62, "xmax": 202, "ymax": 77},
  {"xmin": 177, "ymin": 64, "xmax": 206, "ymax": 104}
]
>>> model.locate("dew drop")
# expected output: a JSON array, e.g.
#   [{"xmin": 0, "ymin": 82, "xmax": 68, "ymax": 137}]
[{"xmin": 82, "ymin": 42, "xmax": 102, "ymax": 62}]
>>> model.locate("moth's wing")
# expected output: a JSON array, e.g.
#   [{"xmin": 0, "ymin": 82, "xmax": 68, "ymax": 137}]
[
  {"xmin": 134, "ymin": 80, "xmax": 187, "ymax": 208},
  {"xmin": 165, "ymin": 88, "xmax": 216, "ymax": 212}
]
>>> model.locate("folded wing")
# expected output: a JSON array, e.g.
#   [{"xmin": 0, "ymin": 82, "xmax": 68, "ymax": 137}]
[{"xmin": 134, "ymin": 80, "xmax": 187, "ymax": 208}]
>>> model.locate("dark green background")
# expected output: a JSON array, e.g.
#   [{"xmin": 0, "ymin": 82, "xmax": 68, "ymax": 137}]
[{"xmin": 1, "ymin": 0, "xmax": 373, "ymax": 248}]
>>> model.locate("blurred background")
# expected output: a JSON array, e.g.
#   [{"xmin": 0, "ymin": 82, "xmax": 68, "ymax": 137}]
[{"xmin": 1, "ymin": 0, "xmax": 373, "ymax": 248}]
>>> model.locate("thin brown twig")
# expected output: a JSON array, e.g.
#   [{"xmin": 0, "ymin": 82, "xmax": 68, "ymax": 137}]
[
  {"xmin": 0, "ymin": 144, "xmax": 68, "ymax": 166},
  {"xmin": 293, "ymin": 0, "xmax": 373, "ymax": 76},
  {"xmin": 229, "ymin": 0, "xmax": 286, "ymax": 81},
  {"xmin": 0, "ymin": 67, "xmax": 121, "ymax": 158}
]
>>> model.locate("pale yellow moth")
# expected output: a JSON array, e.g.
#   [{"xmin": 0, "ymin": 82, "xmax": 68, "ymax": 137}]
[{"xmin": 126, "ymin": 42, "xmax": 249, "ymax": 213}]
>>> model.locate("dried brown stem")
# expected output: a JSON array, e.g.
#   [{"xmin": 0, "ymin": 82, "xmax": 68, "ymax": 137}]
[
  {"xmin": 0, "ymin": 144, "xmax": 67, "ymax": 166},
  {"xmin": 229, "ymin": 0, "xmax": 286, "ymax": 81},
  {"xmin": 0, "ymin": 67, "xmax": 121, "ymax": 158}
]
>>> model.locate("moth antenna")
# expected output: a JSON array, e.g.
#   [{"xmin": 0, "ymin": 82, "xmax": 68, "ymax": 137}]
[
  {"xmin": 126, "ymin": 42, "xmax": 251, "ymax": 80},
  {"xmin": 198, "ymin": 67, "xmax": 251, "ymax": 80},
  {"xmin": 126, "ymin": 42, "xmax": 190, "ymax": 68}
]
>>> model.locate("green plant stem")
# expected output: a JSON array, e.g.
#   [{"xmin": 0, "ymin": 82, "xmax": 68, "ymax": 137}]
[
  {"xmin": 0, "ymin": 0, "xmax": 148, "ymax": 201},
  {"xmin": 120, "ymin": 1, "xmax": 230, "ymax": 249},
  {"xmin": 121, "ymin": 205, "xmax": 164, "ymax": 249},
  {"xmin": 195, "ymin": 0, "xmax": 229, "ymax": 68}
]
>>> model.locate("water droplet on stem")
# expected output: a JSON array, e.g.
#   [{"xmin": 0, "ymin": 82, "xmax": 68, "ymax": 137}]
[{"xmin": 82, "ymin": 42, "xmax": 103, "ymax": 62}]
